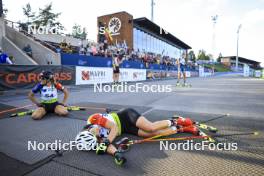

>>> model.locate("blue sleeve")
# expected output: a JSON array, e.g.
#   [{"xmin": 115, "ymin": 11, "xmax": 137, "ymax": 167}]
[{"xmin": 32, "ymin": 83, "xmax": 43, "ymax": 94}]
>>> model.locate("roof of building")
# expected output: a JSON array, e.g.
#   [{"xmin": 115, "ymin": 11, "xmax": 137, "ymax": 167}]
[
  {"xmin": 221, "ymin": 56, "xmax": 261, "ymax": 64},
  {"xmin": 97, "ymin": 11, "xmax": 133, "ymax": 18},
  {"xmin": 133, "ymin": 17, "xmax": 191, "ymax": 50}
]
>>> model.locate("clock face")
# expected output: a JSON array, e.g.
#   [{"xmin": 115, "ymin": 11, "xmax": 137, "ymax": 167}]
[{"xmin": 108, "ymin": 17, "xmax": 121, "ymax": 34}]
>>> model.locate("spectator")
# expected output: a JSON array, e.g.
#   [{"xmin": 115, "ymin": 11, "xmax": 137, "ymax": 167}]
[
  {"xmin": 91, "ymin": 44, "xmax": 97, "ymax": 56},
  {"xmin": 44, "ymin": 37, "xmax": 185, "ymax": 70},
  {"xmin": 56, "ymin": 47, "xmax": 61, "ymax": 53},
  {"xmin": 59, "ymin": 40, "xmax": 72, "ymax": 53},
  {"xmin": 60, "ymin": 39, "xmax": 68, "ymax": 49},
  {"xmin": 0, "ymin": 48, "xmax": 13, "ymax": 65},
  {"xmin": 67, "ymin": 43, "xmax": 73, "ymax": 53},
  {"xmin": 103, "ymin": 39, "xmax": 108, "ymax": 57},
  {"xmin": 23, "ymin": 44, "xmax": 33, "ymax": 57},
  {"xmin": 79, "ymin": 45, "xmax": 85, "ymax": 55}
]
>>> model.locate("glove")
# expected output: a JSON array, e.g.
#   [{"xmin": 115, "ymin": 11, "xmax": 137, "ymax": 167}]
[
  {"xmin": 96, "ymin": 138, "xmax": 110, "ymax": 155},
  {"xmin": 101, "ymin": 138, "xmax": 110, "ymax": 146},
  {"xmin": 114, "ymin": 151, "xmax": 126, "ymax": 166}
]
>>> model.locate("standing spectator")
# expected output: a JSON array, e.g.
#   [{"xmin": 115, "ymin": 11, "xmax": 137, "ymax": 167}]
[
  {"xmin": 112, "ymin": 50, "xmax": 124, "ymax": 85},
  {"xmin": 103, "ymin": 39, "xmax": 108, "ymax": 57},
  {"xmin": 91, "ymin": 44, "xmax": 97, "ymax": 56},
  {"xmin": 79, "ymin": 45, "xmax": 85, "ymax": 55},
  {"xmin": 176, "ymin": 53, "xmax": 187, "ymax": 86},
  {"xmin": 0, "ymin": 48, "xmax": 13, "ymax": 65},
  {"xmin": 86, "ymin": 44, "xmax": 91, "ymax": 56},
  {"xmin": 23, "ymin": 44, "xmax": 32, "ymax": 57}
]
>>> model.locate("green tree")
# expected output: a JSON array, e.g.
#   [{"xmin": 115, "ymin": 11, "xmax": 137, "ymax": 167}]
[
  {"xmin": 208, "ymin": 54, "xmax": 213, "ymax": 60},
  {"xmin": 197, "ymin": 50, "xmax": 210, "ymax": 60},
  {"xmin": 188, "ymin": 50, "xmax": 196, "ymax": 62},
  {"xmin": 20, "ymin": 3, "xmax": 35, "ymax": 31},
  {"xmin": 23, "ymin": 3, "xmax": 35, "ymax": 23},
  {"xmin": 217, "ymin": 53, "xmax": 222, "ymax": 62},
  {"xmin": 72, "ymin": 24, "xmax": 87, "ymax": 39},
  {"xmin": 33, "ymin": 3, "xmax": 63, "ymax": 30}
]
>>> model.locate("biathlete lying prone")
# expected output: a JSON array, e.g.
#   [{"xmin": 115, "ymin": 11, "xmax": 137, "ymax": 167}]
[{"xmin": 75, "ymin": 108, "xmax": 200, "ymax": 166}]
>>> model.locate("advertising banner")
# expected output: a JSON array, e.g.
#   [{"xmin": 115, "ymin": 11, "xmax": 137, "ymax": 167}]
[
  {"xmin": 243, "ymin": 64, "xmax": 250, "ymax": 77},
  {"xmin": 185, "ymin": 71, "xmax": 191, "ymax": 78},
  {"xmin": 254, "ymin": 70, "xmax": 261, "ymax": 78},
  {"xmin": 147, "ymin": 70, "xmax": 195, "ymax": 80},
  {"xmin": 76, "ymin": 66, "xmax": 112, "ymax": 85},
  {"xmin": 147, "ymin": 70, "xmax": 167, "ymax": 79},
  {"xmin": 120, "ymin": 69, "xmax": 146, "ymax": 82},
  {"xmin": 199, "ymin": 65, "xmax": 204, "ymax": 77},
  {"xmin": 0, "ymin": 65, "xmax": 75, "ymax": 91},
  {"xmin": 76, "ymin": 67, "xmax": 146, "ymax": 85}
]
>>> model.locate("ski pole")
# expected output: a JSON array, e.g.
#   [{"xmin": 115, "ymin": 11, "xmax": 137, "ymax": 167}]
[
  {"xmin": 73, "ymin": 106, "xmax": 118, "ymax": 113},
  {"xmin": 0, "ymin": 104, "xmax": 33, "ymax": 115},
  {"xmin": 212, "ymin": 131, "xmax": 259, "ymax": 138},
  {"xmin": 133, "ymin": 135, "xmax": 208, "ymax": 144},
  {"xmin": 200, "ymin": 113, "xmax": 230, "ymax": 123},
  {"xmin": 10, "ymin": 106, "xmax": 86, "ymax": 117}
]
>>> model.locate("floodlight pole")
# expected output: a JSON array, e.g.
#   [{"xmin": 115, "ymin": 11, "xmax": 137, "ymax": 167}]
[
  {"xmin": 211, "ymin": 15, "xmax": 218, "ymax": 61},
  {"xmin": 236, "ymin": 24, "xmax": 242, "ymax": 71},
  {"xmin": 151, "ymin": 0, "xmax": 155, "ymax": 22}
]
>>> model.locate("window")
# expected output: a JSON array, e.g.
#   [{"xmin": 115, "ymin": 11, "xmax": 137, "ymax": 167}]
[
  {"xmin": 146, "ymin": 33, "xmax": 149, "ymax": 52},
  {"xmin": 154, "ymin": 37, "xmax": 157, "ymax": 53},
  {"xmin": 150, "ymin": 36, "xmax": 153, "ymax": 53},
  {"xmin": 142, "ymin": 32, "xmax": 147, "ymax": 52},
  {"xmin": 138, "ymin": 30, "xmax": 143, "ymax": 52},
  {"xmin": 158, "ymin": 39, "xmax": 162, "ymax": 54},
  {"xmin": 151, "ymin": 35, "xmax": 154, "ymax": 53},
  {"xmin": 133, "ymin": 28, "xmax": 137, "ymax": 51}
]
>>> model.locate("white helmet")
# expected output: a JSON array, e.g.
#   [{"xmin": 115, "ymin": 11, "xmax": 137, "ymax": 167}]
[{"xmin": 75, "ymin": 131, "xmax": 97, "ymax": 151}]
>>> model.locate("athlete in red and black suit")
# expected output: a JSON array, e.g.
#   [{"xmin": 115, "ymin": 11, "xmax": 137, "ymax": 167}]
[{"xmin": 81, "ymin": 108, "xmax": 199, "ymax": 165}]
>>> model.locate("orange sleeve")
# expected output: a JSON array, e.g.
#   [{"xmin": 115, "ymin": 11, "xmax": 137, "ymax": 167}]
[
  {"xmin": 55, "ymin": 83, "xmax": 64, "ymax": 91},
  {"xmin": 88, "ymin": 114, "xmax": 108, "ymax": 127}
]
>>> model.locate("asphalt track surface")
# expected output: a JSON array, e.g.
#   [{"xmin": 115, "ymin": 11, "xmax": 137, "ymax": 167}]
[{"xmin": 0, "ymin": 74, "xmax": 263, "ymax": 176}]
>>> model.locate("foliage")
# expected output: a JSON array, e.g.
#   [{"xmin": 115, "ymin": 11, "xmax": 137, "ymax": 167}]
[
  {"xmin": 188, "ymin": 50, "xmax": 196, "ymax": 62},
  {"xmin": 72, "ymin": 24, "xmax": 87, "ymax": 40},
  {"xmin": 32, "ymin": 3, "xmax": 63, "ymax": 30},
  {"xmin": 197, "ymin": 50, "xmax": 210, "ymax": 60}
]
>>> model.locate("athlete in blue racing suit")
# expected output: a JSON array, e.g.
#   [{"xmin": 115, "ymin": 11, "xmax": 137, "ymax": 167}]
[{"xmin": 28, "ymin": 71, "xmax": 69, "ymax": 120}]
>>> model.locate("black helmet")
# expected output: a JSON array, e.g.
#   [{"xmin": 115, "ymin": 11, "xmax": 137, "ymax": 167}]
[{"xmin": 40, "ymin": 71, "xmax": 54, "ymax": 81}]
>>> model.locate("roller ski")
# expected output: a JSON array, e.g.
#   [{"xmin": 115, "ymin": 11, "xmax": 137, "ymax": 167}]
[
  {"xmin": 10, "ymin": 106, "xmax": 86, "ymax": 117},
  {"xmin": 172, "ymin": 115, "xmax": 218, "ymax": 133}
]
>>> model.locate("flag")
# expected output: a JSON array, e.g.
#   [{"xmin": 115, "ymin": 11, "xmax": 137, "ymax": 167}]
[{"xmin": 104, "ymin": 27, "xmax": 113, "ymax": 44}]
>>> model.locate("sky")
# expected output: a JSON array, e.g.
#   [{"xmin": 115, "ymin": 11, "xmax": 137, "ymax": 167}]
[{"xmin": 4, "ymin": 0, "xmax": 264, "ymax": 64}]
